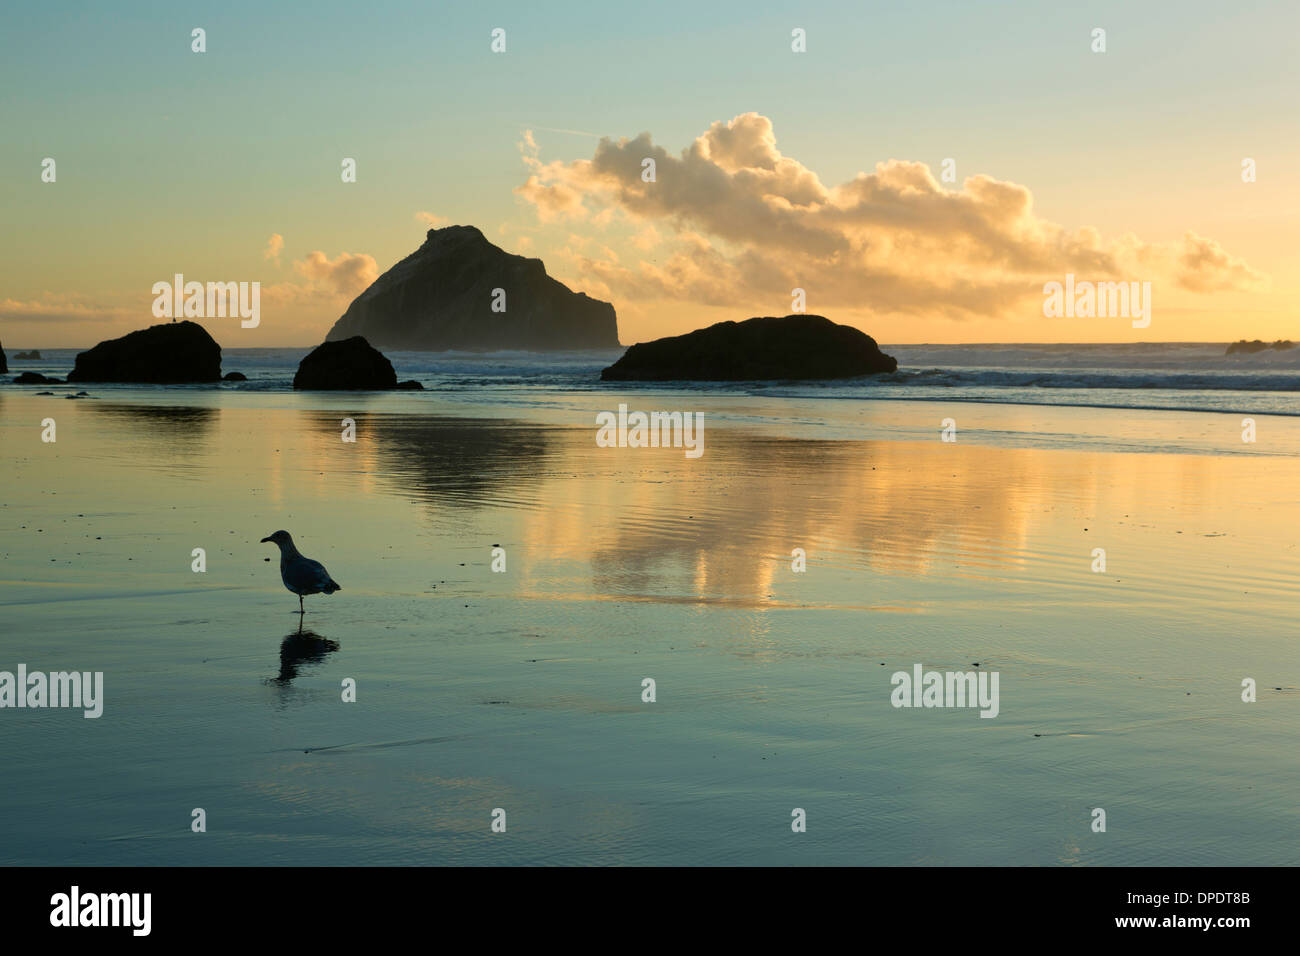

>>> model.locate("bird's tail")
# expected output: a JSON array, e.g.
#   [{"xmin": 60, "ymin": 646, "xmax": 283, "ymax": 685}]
[{"xmin": 324, "ymin": 580, "xmax": 341, "ymax": 594}]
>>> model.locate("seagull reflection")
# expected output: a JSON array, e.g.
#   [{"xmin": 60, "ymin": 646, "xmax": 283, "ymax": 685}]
[{"xmin": 273, "ymin": 629, "xmax": 340, "ymax": 685}]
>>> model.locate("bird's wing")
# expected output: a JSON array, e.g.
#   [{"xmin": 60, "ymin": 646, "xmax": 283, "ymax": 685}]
[{"xmin": 286, "ymin": 557, "xmax": 335, "ymax": 592}]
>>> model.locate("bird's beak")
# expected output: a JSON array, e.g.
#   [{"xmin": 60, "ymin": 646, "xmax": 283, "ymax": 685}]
[{"xmin": 260, "ymin": 536, "xmax": 271, "ymax": 543}]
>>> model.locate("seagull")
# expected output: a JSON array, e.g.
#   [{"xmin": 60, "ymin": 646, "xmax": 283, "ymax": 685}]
[{"xmin": 261, "ymin": 530, "xmax": 341, "ymax": 614}]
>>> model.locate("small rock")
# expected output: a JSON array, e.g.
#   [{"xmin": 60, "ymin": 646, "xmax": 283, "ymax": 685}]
[
  {"xmin": 14, "ymin": 372, "xmax": 62, "ymax": 384},
  {"xmin": 293, "ymin": 336, "xmax": 398, "ymax": 390}
]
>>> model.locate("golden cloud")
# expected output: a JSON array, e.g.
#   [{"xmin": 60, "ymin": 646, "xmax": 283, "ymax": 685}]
[{"xmin": 515, "ymin": 112, "xmax": 1266, "ymax": 319}]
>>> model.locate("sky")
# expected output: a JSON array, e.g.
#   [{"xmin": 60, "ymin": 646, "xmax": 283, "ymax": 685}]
[{"xmin": 1, "ymin": 0, "xmax": 1297, "ymax": 348}]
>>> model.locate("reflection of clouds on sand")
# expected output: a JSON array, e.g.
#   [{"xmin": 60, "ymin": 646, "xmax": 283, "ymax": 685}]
[
  {"xmin": 512, "ymin": 430, "xmax": 1053, "ymax": 602},
  {"xmin": 499, "ymin": 427, "xmax": 1226, "ymax": 612},
  {"xmin": 356, "ymin": 414, "xmax": 1075, "ymax": 605}
]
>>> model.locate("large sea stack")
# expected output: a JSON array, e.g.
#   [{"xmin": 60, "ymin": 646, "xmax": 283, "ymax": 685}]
[
  {"xmin": 326, "ymin": 225, "xmax": 619, "ymax": 351},
  {"xmin": 601, "ymin": 314, "xmax": 898, "ymax": 381},
  {"xmin": 0, "ymin": 342, "xmax": 6, "ymax": 374},
  {"xmin": 68, "ymin": 321, "xmax": 222, "ymax": 383}
]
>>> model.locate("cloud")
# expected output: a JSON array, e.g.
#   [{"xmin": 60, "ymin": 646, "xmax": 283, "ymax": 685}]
[
  {"xmin": 262, "ymin": 250, "xmax": 379, "ymax": 309},
  {"xmin": 0, "ymin": 293, "xmax": 131, "ymax": 324},
  {"xmin": 516, "ymin": 174, "xmax": 589, "ymax": 223},
  {"xmin": 514, "ymin": 112, "xmax": 1266, "ymax": 319},
  {"xmin": 416, "ymin": 211, "xmax": 448, "ymax": 228},
  {"xmin": 515, "ymin": 128, "xmax": 589, "ymax": 222},
  {"xmin": 291, "ymin": 251, "xmax": 379, "ymax": 297},
  {"xmin": 263, "ymin": 233, "xmax": 284, "ymax": 265},
  {"xmin": 631, "ymin": 225, "xmax": 661, "ymax": 251},
  {"xmin": 1176, "ymin": 232, "xmax": 1266, "ymax": 293}
]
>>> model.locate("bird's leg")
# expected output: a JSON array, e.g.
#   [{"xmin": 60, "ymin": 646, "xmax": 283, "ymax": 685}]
[{"xmin": 299, "ymin": 595, "xmax": 304, "ymax": 615}]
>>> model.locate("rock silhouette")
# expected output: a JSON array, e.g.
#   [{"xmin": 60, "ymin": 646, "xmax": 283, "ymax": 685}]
[
  {"xmin": 326, "ymin": 225, "xmax": 619, "ymax": 351},
  {"xmin": 68, "ymin": 320, "xmax": 222, "ymax": 383},
  {"xmin": 1226, "ymin": 339, "xmax": 1295, "ymax": 355},
  {"xmin": 293, "ymin": 336, "xmax": 397, "ymax": 390},
  {"xmin": 601, "ymin": 314, "xmax": 898, "ymax": 381}
]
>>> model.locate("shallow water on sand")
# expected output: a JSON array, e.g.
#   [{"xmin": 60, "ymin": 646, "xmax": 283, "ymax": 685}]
[{"xmin": 1, "ymin": 391, "xmax": 1297, "ymax": 864}]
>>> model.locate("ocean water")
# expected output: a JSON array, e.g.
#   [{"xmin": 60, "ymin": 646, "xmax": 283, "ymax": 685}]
[
  {"xmin": 10, "ymin": 341, "xmax": 1300, "ymax": 452},
  {"xmin": 1, "ymin": 344, "xmax": 1298, "ymax": 865},
  {"xmin": 13, "ymin": 340, "xmax": 1300, "ymax": 416}
]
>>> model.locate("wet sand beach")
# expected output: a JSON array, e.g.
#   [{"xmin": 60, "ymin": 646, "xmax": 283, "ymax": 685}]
[{"xmin": 1, "ymin": 389, "xmax": 1297, "ymax": 864}]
